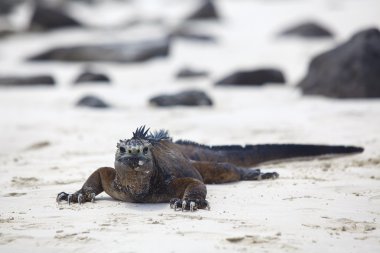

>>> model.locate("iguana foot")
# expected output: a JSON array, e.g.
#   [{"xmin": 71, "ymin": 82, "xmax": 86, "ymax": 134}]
[
  {"xmin": 241, "ymin": 169, "xmax": 279, "ymax": 180},
  {"xmin": 170, "ymin": 198, "xmax": 210, "ymax": 212},
  {"xmin": 56, "ymin": 191, "xmax": 96, "ymax": 204},
  {"xmin": 259, "ymin": 171, "xmax": 279, "ymax": 180}
]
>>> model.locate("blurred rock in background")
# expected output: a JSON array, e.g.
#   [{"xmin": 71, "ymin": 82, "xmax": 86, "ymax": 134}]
[
  {"xmin": 279, "ymin": 21, "xmax": 334, "ymax": 38},
  {"xmin": 216, "ymin": 69, "xmax": 286, "ymax": 86},
  {"xmin": 150, "ymin": 90, "xmax": 213, "ymax": 107},
  {"xmin": 76, "ymin": 95, "xmax": 111, "ymax": 108},
  {"xmin": 176, "ymin": 67, "xmax": 209, "ymax": 79},
  {"xmin": 0, "ymin": 0, "xmax": 25, "ymax": 15},
  {"xmin": 28, "ymin": 38, "xmax": 171, "ymax": 62},
  {"xmin": 186, "ymin": 0, "xmax": 219, "ymax": 20},
  {"xmin": 29, "ymin": 4, "xmax": 82, "ymax": 31},
  {"xmin": 0, "ymin": 74, "xmax": 55, "ymax": 86},
  {"xmin": 299, "ymin": 28, "xmax": 380, "ymax": 98},
  {"xmin": 74, "ymin": 69, "xmax": 111, "ymax": 84}
]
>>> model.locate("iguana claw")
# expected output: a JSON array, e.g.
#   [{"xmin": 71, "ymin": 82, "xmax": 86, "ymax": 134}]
[
  {"xmin": 56, "ymin": 192, "xmax": 67, "ymax": 203},
  {"xmin": 78, "ymin": 193, "xmax": 84, "ymax": 204},
  {"xmin": 169, "ymin": 198, "xmax": 209, "ymax": 211},
  {"xmin": 174, "ymin": 200, "xmax": 181, "ymax": 211},
  {"xmin": 90, "ymin": 193, "xmax": 96, "ymax": 203},
  {"xmin": 190, "ymin": 201, "xmax": 196, "ymax": 212},
  {"xmin": 205, "ymin": 201, "xmax": 210, "ymax": 211},
  {"xmin": 56, "ymin": 191, "xmax": 96, "ymax": 205}
]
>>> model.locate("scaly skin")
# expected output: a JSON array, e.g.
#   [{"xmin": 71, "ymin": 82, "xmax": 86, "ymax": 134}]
[{"xmin": 57, "ymin": 126, "xmax": 363, "ymax": 211}]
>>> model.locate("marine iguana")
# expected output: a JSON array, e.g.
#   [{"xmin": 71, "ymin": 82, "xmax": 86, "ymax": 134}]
[{"xmin": 56, "ymin": 126, "xmax": 364, "ymax": 211}]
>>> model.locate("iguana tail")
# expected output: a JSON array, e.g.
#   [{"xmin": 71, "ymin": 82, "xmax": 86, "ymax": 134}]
[{"xmin": 175, "ymin": 141, "xmax": 364, "ymax": 167}]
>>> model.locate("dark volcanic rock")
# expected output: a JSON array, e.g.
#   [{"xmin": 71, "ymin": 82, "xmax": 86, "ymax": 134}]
[
  {"xmin": 76, "ymin": 95, "xmax": 110, "ymax": 108},
  {"xmin": 176, "ymin": 68, "xmax": 209, "ymax": 79},
  {"xmin": 149, "ymin": 90, "xmax": 213, "ymax": 107},
  {"xmin": 0, "ymin": 75, "xmax": 55, "ymax": 86},
  {"xmin": 74, "ymin": 71, "xmax": 111, "ymax": 84},
  {"xmin": 29, "ymin": 5, "xmax": 82, "ymax": 31},
  {"xmin": 69, "ymin": 0, "xmax": 98, "ymax": 4},
  {"xmin": 0, "ymin": 29, "xmax": 13, "ymax": 38},
  {"xmin": 280, "ymin": 22, "xmax": 333, "ymax": 38},
  {"xmin": 216, "ymin": 69, "xmax": 286, "ymax": 86},
  {"xmin": 0, "ymin": 0, "xmax": 24, "ymax": 15},
  {"xmin": 299, "ymin": 28, "xmax": 380, "ymax": 98},
  {"xmin": 170, "ymin": 28, "xmax": 216, "ymax": 42},
  {"xmin": 187, "ymin": 0, "xmax": 219, "ymax": 20},
  {"xmin": 28, "ymin": 38, "xmax": 170, "ymax": 62}
]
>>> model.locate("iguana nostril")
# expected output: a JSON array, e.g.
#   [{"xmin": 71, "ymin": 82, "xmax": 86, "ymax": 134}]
[{"xmin": 127, "ymin": 147, "xmax": 142, "ymax": 154}]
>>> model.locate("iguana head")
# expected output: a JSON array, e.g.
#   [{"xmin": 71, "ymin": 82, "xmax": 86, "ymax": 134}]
[{"xmin": 114, "ymin": 126, "xmax": 170, "ymax": 199}]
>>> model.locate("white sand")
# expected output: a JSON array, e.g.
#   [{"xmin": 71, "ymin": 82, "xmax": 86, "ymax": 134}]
[{"xmin": 0, "ymin": 0, "xmax": 380, "ymax": 252}]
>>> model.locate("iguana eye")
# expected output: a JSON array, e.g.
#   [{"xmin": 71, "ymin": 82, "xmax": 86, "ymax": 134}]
[
  {"xmin": 119, "ymin": 147, "xmax": 126, "ymax": 153},
  {"xmin": 143, "ymin": 147, "xmax": 148, "ymax": 154}
]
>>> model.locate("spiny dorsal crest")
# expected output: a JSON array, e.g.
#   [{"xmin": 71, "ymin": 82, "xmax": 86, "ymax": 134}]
[
  {"xmin": 132, "ymin": 125, "xmax": 150, "ymax": 139},
  {"xmin": 147, "ymin": 129, "xmax": 171, "ymax": 142},
  {"xmin": 116, "ymin": 126, "xmax": 171, "ymax": 148}
]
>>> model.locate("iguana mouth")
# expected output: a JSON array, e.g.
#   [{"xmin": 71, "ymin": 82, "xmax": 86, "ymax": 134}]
[
  {"xmin": 117, "ymin": 155, "xmax": 149, "ymax": 170},
  {"xmin": 134, "ymin": 166, "xmax": 150, "ymax": 173}
]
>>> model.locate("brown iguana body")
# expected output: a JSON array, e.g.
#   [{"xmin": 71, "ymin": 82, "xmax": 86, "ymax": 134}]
[{"xmin": 57, "ymin": 126, "xmax": 363, "ymax": 211}]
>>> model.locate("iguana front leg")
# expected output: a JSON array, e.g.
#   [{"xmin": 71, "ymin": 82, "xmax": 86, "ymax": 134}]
[
  {"xmin": 57, "ymin": 167, "xmax": 117, "ymax": 204},
  {"xmin": 168, "ymin": 178, "xmax": 209, "ymax": 212}
]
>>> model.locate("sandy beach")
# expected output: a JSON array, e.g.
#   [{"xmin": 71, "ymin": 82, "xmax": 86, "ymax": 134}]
[{"xmin": 0, "ymin": 0, "xmax": 380, "ymax": 252}]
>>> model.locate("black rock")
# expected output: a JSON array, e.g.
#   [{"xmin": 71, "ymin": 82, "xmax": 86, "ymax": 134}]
[
  {"xmin": 299, "ymin": 28, "xmax": 380, "ymax": 98},
  {"xmin": 69, "ymin": 0, "xmax": 97, "ymax": 4},
  {"xmin": 176, "ymin": 68, "xmax": 209, "ymax": 79},
  {"xmin": 29, "ymin": 5, "xmax": 82, "ymax": 31},
  {"xmin": 76, "ymin": 95, "xmax": 110, "ymax": 108},
  {"xmin": 0, "ymin": 0, "xmax": 24, "ymax": 15},
  {"xmin": 123, "ymin": 18, "xmax": 164, "ymax": 29},
  {"xmin": 215, "ymin": 69, "xmax": 286, "ymax": 86},
  {"xmin": 74, "ymin": 71, "xmax": 111, "ymax": 84},
  {"xmin": 187, "ymin": 0, "xmax": 219, "ymax": 20},
  {"xmin": 170, "ymin": 28, "xmax": 216, "ymax": 42},
  {"xmin": 0, "ymin": 29, "xmax": 13, "ymax": 38},
  {"xmin": 28, "ymin": 38, "xmax": 170, "ymax": 62},
  {"xmin": 280, "ymin": 22, "xmax": 333, "ymax": 38},
  {"xmin": 0, "ymin": 75, "xmax": 55, "ymax": 86},
  {"xmin": 149, "ymin": 90, "xmax": 213, "ymax": 107}
]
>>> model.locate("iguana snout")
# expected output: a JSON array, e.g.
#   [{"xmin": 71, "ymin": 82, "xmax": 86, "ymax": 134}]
[{"xmin": 117, "ymin": 155, "xmax": 149, "ymax": 170}]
